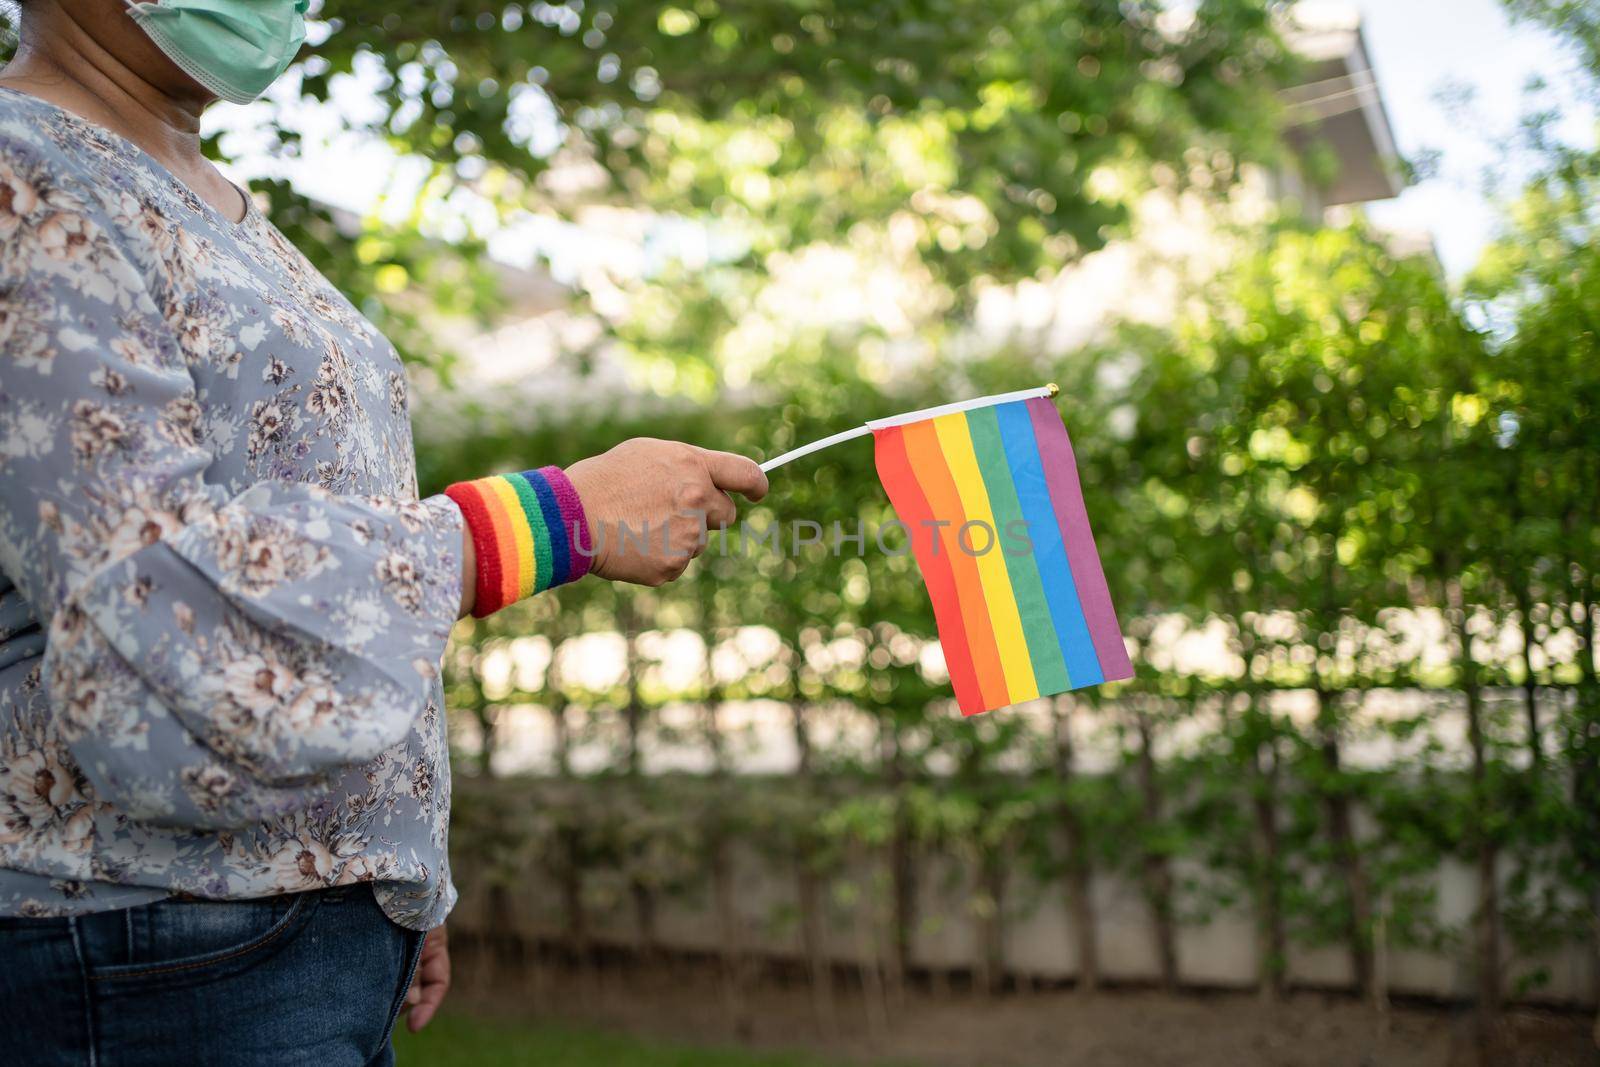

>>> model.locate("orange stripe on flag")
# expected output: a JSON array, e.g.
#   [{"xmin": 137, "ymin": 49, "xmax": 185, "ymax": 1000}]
[
  {"xmin": 901, "ymin": 419, "xmax": 1010, "ymax": 709},
  {"xmin": 933, "ymin": 413, "xmax": 1038, "ymax": 703},
  {"xmin": 873, "ymin": 425, "xmax": 986, "ymax": 713}
]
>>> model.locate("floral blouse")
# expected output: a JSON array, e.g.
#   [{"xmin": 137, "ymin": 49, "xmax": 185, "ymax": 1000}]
[{"xmin": 0, "ymin": 87, "xmax": 465, "ymax": 930}]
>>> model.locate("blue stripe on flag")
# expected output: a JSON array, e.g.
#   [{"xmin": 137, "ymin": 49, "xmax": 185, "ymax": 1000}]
[{"xmin": 994, "ymin": 400, "xmax": 1104, "ymax": 687}]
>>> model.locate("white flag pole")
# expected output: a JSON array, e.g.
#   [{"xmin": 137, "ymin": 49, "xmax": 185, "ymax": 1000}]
[{"xmin": 758, "ymin": 383, "xmax": 1059, "ymax": 473}]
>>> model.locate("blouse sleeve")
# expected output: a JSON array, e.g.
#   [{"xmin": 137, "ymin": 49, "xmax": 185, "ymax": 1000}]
[{"xmin": 0, "ymin": 160, "xmax": 464, "ymax": 831}]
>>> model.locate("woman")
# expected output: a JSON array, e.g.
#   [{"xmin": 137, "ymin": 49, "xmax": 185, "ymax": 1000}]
[{"xmin": 0, "ymin": 1, "xmax": 767, "ymax": 1063}]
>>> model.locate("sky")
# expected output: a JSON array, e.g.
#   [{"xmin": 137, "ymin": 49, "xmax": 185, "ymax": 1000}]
[{"xmin": 1356, "ymin": 0, "xmax": 1594, "ymax": 277}]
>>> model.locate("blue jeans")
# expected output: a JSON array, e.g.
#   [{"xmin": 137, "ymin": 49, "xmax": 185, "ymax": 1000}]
[{"xmin": 0, "ymin": 885, "xmax": 425, "ymax": 1067}]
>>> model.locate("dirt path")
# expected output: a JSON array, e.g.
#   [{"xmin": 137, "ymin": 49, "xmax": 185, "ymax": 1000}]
[{"xmin": 450, "ymin": 946, "xmax": 1595, "ymax": 1066}]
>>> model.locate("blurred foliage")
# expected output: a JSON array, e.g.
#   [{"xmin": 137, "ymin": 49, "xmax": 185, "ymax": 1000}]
[
  {"xmin": 3, "ymin": 0, "xmax": 1596, "ymax": 1012},
  {"xmin": 433, "ymin": 209, "xmax": 1599, "ymax": 1004},
  {"xmin": 235, "ymin": 0, "xmax": 1292, "ymax": 380},
  {"xmin": 347, "ymin": 0, "xmax": 1595, "ymax": 1007},
  {"xmin": 1501, "ymin": 0, "xmax": 1600, "ymax": 81}
]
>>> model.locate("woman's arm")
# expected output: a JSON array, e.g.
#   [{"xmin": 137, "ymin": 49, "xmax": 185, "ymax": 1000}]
[
  {"xmin": 0, "ymin": 225, "xmax": 464, "ymax": 827},
  {"xmin": 0, "ymin": 171, "xmax": 465, "ymax": 829},
  {"xmin": 458, "ymin": 523, "xmax": 476, "ymax": 618},
  {"xmin": 451, "ymin": 441, "xmax": 769, "ymax": 617},
  {"xmin": 0, "ymin": 164, "xmax": 766, "ymax": 832}
]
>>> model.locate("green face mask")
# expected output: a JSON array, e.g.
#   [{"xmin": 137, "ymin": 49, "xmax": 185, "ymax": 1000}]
[{"xmin": 127, "ymin": 0, "xmax": 310, "ymax": 104}]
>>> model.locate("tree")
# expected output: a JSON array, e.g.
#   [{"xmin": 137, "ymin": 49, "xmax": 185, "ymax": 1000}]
[
  {"xmin": 0, "ymin": 1, "xmax": 1296, "ymax": 381},
  {"xmin": 1500, "ymin": 0, "xmax": 1600, "ymax": 82},
  {"xmin": 1469, "ymin": 143, "xmax": 1600, "ymax": 1046}
]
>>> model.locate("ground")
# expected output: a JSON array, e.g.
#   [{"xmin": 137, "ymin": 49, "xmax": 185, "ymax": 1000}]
[
  {"xmin": 394, "ymin": 947, "xmax": 1597, "ymax": 1067},
  {"xmin": 393, "ymin": 1015, "xmax": 863, "ymax": 1067}
]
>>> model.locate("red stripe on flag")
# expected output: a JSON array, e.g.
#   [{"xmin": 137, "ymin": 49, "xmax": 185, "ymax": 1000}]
[
  {"xmin": 899, "ymin": 420, "xmax": 1010, "ymax": 711},
  {"xmin": 873, "ymin": 425, "xmax": 987, "ymax": 713}
]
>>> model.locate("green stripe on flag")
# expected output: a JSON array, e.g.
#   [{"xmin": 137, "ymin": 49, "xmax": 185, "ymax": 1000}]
[{"xmin": 965, "ymin": 406, "xmax": 1071, "ymax": 695}]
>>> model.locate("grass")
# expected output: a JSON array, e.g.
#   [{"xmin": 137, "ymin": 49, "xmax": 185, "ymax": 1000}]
[{"xmin": 392, "ymin": 1013, "xmax": 866, "ymax": 1067}]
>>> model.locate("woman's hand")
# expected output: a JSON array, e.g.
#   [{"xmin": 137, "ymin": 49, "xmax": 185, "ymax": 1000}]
[
  {"xmin": 564, "ymin": 439, "xmax": 768, "ymax": 586},
  {"xmin": 403, "ymin": 925, "xmax": 451, "ymax": 1032}
]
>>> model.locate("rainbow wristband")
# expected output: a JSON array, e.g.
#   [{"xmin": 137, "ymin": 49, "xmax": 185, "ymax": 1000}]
[{"xmin": 445, "ymin": 466, "xmax": 593, "ymax": 618}]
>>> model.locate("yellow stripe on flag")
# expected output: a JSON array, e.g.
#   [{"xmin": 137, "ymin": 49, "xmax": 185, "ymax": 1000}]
[
  {"xmin": 932, "ymin": 413, "xmax": 1038, "ymax": 702},
  {"xmin": 485, "ymin": 477, "xmax": 537, "ymax": 599}
]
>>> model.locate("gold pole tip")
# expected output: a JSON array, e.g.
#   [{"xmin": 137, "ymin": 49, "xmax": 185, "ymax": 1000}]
[{"xmin": 1045, "ymin": 382, "xmax": 1060, "ymax": 398}]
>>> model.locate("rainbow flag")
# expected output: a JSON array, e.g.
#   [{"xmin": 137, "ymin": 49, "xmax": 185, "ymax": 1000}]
[{"xmin": 873, "ymin": 397, "xmax": 1133, "ymax": 715}]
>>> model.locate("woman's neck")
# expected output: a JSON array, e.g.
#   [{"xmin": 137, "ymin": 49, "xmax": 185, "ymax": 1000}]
[
  {"xmin": 3, "ymin": 2, "xmax": 208, "ymax": 158},
  {"xmin": 0, "ymin": 0, "xmax": 246, "ymax": 221}
]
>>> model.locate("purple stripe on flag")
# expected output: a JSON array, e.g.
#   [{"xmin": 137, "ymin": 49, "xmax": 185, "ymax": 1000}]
[{"xmin": 1025, "ymin": 397, "xmax": 1133, "ymax": 680}]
